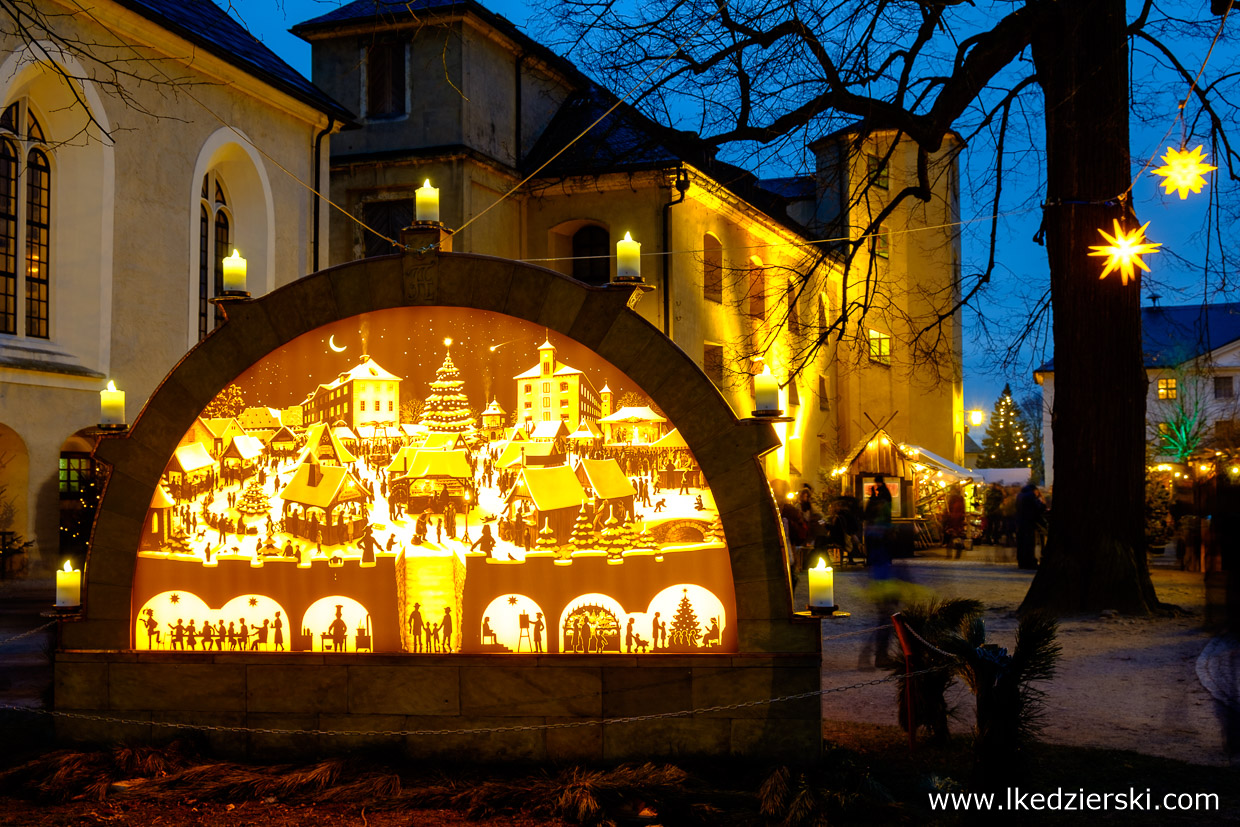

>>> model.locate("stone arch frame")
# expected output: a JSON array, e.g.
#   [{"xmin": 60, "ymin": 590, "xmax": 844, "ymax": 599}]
[{"xmin": 66, "ymin": 249, "xmax": 816, "ymax": 657}]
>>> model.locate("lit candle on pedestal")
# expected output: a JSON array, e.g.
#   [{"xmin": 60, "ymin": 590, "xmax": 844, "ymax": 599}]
[
  {"xmin": 221, "ymin": 249, "xmax": 247, "ymax": 293},
  {"xmin": 56, "ymin": 560, "xmax": 81, "ymax": 608},
  {"xmin": 754, "ymin": 364, "xmax": 779, "ymax": 414},
  {"xmin": 616, "ymin": 231, "xmax": 640, "ymax": 279},
  {"xmin": 807, "ymin": 558, "xmax": 834, "ymax": 611},
  {"xmin": 416, "ymin": 179, "xmax": 440, "ymax": 222},
  {"xmin": 100, "ymin": 380, "xmax": 125, "ymax": 426}
]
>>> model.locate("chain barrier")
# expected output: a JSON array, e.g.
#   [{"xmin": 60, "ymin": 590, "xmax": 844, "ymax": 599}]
[
  {"xmin": 0, "ymin": 666, "xmax": 951, "ymax": 739},
  {"xmin": 822, "ymin": 623, "xmax": 892, "ymax": 642},
  {"xmin": 0, "ymin": 621, "xmax": 56, "ymax": 650},
  {"xmin": 898, "ymin": 621, "xmax": 959, "ymax": 661}
]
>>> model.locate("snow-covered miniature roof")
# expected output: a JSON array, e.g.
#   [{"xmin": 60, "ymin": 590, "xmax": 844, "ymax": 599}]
[
  {"xmin": 420, "ymin": 431, "xmax": 464, "ymax": 451},
  {"xmin": 505, "ymin": 465, "xmax": 587, "ymax": 512},
  {"xmin": 482, "ymin": 398, "xmax": 506, "ymax": 416},
  {"xmin": 171, "ymin": 442, "xmax": 215, "ymax": 473},
  {"xmin": 279, "ymin": 460, "xmax": 368, "ymax": 509},
  {"xmin": 530, "ymin": 419, "xmax": 570, "ymax": 441},
  {"xmin": 575, "ymin": 458, "xmax": 636, "ymax": 500},
  {"xmin": 150, "ymin": 485, "xmax": 176, "ymax": 510},
  {"xmin": 651, "ymin": 428, "xmax": 687, "ymax": 449},
  {"xmin": 223, "ymin": 434, "xmax": 265, "ymax": 461},
  {"xmin": 236, "ymin": 406, "xmax": 281, "ymax": 431},
  {"xmin": 567, "ymin": 420, "xmax": 603, "ymax": 439},
  {"xmin": 598, "ymin": 405, "xmax": 667, "ymax": 424},
  {"xmin": 200, "ymin": 417, "xmax": 241, "ymax": 437},
  {"xmin": 400, "ymin": 449, "xmax": 472, "ymax": 481},
  {"xmin": 299, "ymin": 422, "xmax": 357, "ymax": 465},
  {"xmin": 497, "ymin": 440, "xmax": 560, "ymax": 468}
]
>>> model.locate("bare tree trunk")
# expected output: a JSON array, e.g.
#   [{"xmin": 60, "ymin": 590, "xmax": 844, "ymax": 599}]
[{"xmin": 1021, "ymin": 0, "xmax": 1159, "ymax": 614}]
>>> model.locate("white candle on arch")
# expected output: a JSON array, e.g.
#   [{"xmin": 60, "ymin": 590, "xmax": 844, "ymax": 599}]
[
  {"xmin": 616, "ymin": 231, "xmax": 640, "ymax": 279},
  {"xmin": 416, "ymin": 179, "xmax": 440, "ymax": 222}
]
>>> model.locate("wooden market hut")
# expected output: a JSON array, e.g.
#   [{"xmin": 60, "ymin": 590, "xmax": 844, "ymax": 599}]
[
  {"xmin": 503, "ymin": 465, "xmax": 587, "ymax": 545},
  {"xmin": 651, "ymin": 428, "xmax": 687, "ymax": 449},
  {"xmin": 189, "ymin": 416, "xmax": 244, "ymax": 459},
  {"xmin": 574, "ymin": 457, "xmax": 636, "ymax": 520},
  {"xmin": 236, "ymin": 406, "xmax": 282, "ymax": 431},
  {"xmin": 566, "ymin": 419, "xmax": 603, "ymax": 449},
  {"xmin": 420, "ymin": 431, "xmax": 465, "ymax": 451},
  {"xmin": 278, "ymin": 454, "xmax": 370, "ymax": 546},
  {"xmin": 388, "ymin": 448, "xmax": 473, "ymax": 510},
  {"xmin": 269, "ymin": 425, "xmax": 298, "ymax": 456},
  {"xmin": 139, "ymin": 485, "xmax": 176, "ymax": 551},
  {"xmin": 496, "ymin": 439, "xmax": 562, "ymax": 469},
  {"xmin": 220, "ymin": 434, "xmax": 265, "ymax": 485},
  {"xmin": 164, "ymin": 441, "xmax": 215, "ymax": 501},
  {"xmin": 833, "ymin": 427, "xmax": 918, "ymax": 518}
]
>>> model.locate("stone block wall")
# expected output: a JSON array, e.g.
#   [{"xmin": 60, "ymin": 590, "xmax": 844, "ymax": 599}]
[{"xmin": 56, "ymin": 651, "xmax": 821, "ymax": 760}]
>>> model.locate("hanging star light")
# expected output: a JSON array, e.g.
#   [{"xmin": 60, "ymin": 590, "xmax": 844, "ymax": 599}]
[
  {"xmin": 1088, "ymin": 220, "xmax": 1162, "ymax": 285},
  {"xmin": 1152, "ymin": 145, "xmax": 1216, "ymax": 200}
]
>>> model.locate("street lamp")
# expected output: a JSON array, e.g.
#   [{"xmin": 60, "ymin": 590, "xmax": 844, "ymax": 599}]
[
  {"xmin": 462, "ymin": 489, "xmax": 472, "ymax": 544},
  {"xmin": 966, "ymin": 409, "xmax": 984, "ymax": 432}
]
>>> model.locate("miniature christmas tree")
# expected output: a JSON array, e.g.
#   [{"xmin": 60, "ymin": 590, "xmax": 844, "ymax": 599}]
[
  {"xmin": 236, "ymin": 479, "xmax": 270, "ymax": 515},
  {"xmin": 707, "ymin": 514, "xmax": 726, "ymax": 544},
  {"xmin": 976, "ymin": 383, "xmax": 1034, "ymax": 468},
  {"xmin": 535, "ymin": 518, "xmax": 558, "ymax": 553},
  {"xmin": 421, "ymin": 347, "xmax": 474, "ymax": 434},
  {"xmin": 600, "ymin": 506, "xmax": 624, "ymax": 561},
  {"xmin": 668, "ymin": 588, "xmax": 701, "ymax": 652},
  {"xmin": 568, "ymin": 504, "xmax": 595, "ymax": 551}
]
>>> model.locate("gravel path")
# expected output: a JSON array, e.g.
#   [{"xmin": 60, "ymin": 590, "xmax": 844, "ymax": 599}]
[{"xmin": 805, "ymin": 544, "xmax": 1237, "ymax": 766}]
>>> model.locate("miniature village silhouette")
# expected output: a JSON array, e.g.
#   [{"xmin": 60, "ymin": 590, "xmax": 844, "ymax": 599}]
[{"xmin": 133, "ymin": 314, "xmax": 735, "ymax": 655}]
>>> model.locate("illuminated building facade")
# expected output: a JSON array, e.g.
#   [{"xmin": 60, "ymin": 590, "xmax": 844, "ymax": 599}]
[
  {"xmin": 300, "ymin": 354, "xmax": 402, "ymax": 430},
  {"xmin": 514, "ymin": 340, "xmax": 602, "ymax": 429}
]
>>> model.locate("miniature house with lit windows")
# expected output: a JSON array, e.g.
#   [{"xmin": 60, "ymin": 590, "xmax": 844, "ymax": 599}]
[{"xmin": 56, "ymin": 240, "xmax": 820, "ymax": 761}]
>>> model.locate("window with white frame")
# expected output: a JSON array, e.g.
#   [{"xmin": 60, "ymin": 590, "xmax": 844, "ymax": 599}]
[
  {"xmin": 1215, "ymin": 375, "xmax": 1233, "ymax": 399},
  {"xmin": 1157, "ymin": 378, "xmax": 1177, "ymax": 400},
  {"xmin": 868, "ymin": 329, "xmax": 891, "ymax": 365},
  {"xmin": 0, "ymin": 100, "xmax": 51, "ymax": 339}
]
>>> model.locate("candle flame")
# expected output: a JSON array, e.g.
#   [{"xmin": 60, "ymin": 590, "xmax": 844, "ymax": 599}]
[
  {"xmin": 106, "ymin": 380, "xmax": 117, "ymax": 392},
  {"xmin": 812, "ymin": 558, "xmax": 829, "ymax": 571},
  {"xmin": 63, "ymin": 559, "xmax": 74, "ymax": 573},
  {"xmin": 423, "ymin": 179, "xmax": 431, "ymax": 188},
  {"xmin": 623, "ymin": 231, "xmax": 633, "ymax": 242}
]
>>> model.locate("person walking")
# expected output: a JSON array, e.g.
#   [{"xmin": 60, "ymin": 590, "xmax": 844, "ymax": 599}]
[{"xmin": 1015, "ymin": 482, "xmax": 1047, "ymax": 570}]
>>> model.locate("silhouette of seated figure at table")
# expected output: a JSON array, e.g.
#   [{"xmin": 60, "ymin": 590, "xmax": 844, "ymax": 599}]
[
  {"xmin": 326, "ymin": 604, "xmax": 348, "ymax": 651},
  {"xmin": 482, "ymin": 616, "xmax": 497, "ymax": 645}
]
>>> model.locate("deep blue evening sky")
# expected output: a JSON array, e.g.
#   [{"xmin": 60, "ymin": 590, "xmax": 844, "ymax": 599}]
[{"xmin": 226, "ymin": 0, "xmax": 1236, "ymax": 418}]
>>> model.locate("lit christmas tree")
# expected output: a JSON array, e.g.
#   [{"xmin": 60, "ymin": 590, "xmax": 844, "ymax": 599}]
[
  {"xmin": 421, "ymin": 341, "xmax": 473, "ymax": 433},
  {"xmin": 236, "ymin": 479, "xmax": 270, "ymax": 515},
  {"xmin": 600, "ymin": 505, "xmax": 625, "ymax": 561},
  {"xmin": 668, "ymin": 588, "xmax": 701, "ymax": 652},
  {"xmin": 976, "ymin": 383, "xmax": 1033, "ymax": 468}
]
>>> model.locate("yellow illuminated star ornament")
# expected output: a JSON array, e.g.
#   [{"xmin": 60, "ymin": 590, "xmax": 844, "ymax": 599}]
[
  {"xmin": 1153, "ymin": 145, "xmax": 1215, "ymax": 200},
  {"xmin": 1088, "ymin": 220, "xmax": 1161, "ymax": 285}
]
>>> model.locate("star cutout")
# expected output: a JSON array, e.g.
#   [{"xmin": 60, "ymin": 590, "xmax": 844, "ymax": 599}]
[
  {"xmin": 1153, "ymin": 145, "xmax": 1215, "ymax": 200},
  {"xmin": 507, "ymin": 596, "xmax": 519, "ymax": 605},
  {"xmin": 1088, "ymin": 220, "xmax": 1161, "ymax": 285},
  {"xmin": 169, "ymin": 593, "xmax": 180, "ymax": 604},
  {"xmin": 248, "ymin": 597, "xmax": 258, "ymax": 607}
]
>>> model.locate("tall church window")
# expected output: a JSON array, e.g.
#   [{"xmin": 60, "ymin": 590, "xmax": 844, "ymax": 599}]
[
  {"xmin": 703, "ymin": 233, "xmax": 722, "ymax": 303},
  {"xmin": 367, "ymin": 39, "xmax": 406, "ymax": 119},
  {"xmin": 0, "ymin": 101, "xmax": 51, "ymax": 338},
  {"xmin": 199, "ymin": 173, "xmax": 232, "ymax": 340}
]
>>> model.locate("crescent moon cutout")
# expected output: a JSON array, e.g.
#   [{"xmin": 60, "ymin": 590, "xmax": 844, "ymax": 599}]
[{"xmin": 328, "ymin": 335, "xmax": 346, "ymax": 353}]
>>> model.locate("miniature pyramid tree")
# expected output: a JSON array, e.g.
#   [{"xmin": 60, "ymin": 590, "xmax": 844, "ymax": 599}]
[
  {"xmin": 707, "ymin": 514, "xmax": 726, "ymax": 543},
  {"xmin": 569, "ymin": 504, "xmax": 596, "ymax": 551},
  {"xmin": 421, "ymin": 348, "xmax": 473, "ymax": 433},
  {"xmin": 535, "ymin": 518, "xmax": 558, "ymax": 553},
  {"xmin": 600, "ymin": 505, "xmax": 624, "ymax": 560},
  {"xmin": 668, "ymin": 588, "xmax": 701, "ymax": 652},
  {"xmin": 977, "ymin": 383, "xmax": 1034, "ymax": 468},
  {"xmin": 236, "ymin": 479, "xmax": 270, "ymax": 515}
]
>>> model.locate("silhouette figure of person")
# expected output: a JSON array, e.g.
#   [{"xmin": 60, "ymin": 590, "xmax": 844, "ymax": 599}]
[
  {"xmin": 170, "ymin": 619, "xmax": 185, "ymax": 651},
  {"xmin": 625, "ymin": 617, "xmax": 635, "ymax": 654},
  {"xmin": 273, "ymin": 611, "xmax": 284, "ymax": 651},
  {"xmin": 408, "ymin": 602, "xmax": 424, "ymax": 652},
  {"xmin": 470, "ymin": 523, "xmax": 496, "ymax": 557},
  {"xmin": 200, "ymin": 618, "xmax": 214, "ymax": 651},
  {"xmin": 327, "ymin": 605, "xmax": 347, "ymax": 651},
  {"xmin": 226, "ymin": 621, "xmax": 237, "ymax": 650},
  {"xmin": 186, "ymin": 620, "xmax": 198, "ymax": 650},
  {"xmin": 651, "ymin": 612, "xmax": 662, "ymax": 651},
  {"xmin": 143, "ymin": 609, "xmax": 162, "ymax": 648},
  {"xmin": 482, "ymin": 616, "xmax": 497, "ymax": 645},
  {"xmin": 533, "ymin": 612, "xmax": 544, "ymax": 653},
  {"xmin": 216, "ymin": 620, "xmax": 227, "ymax": 651},
  {"xmin": 707, "ymin": 617, "xmax": 720, "ymax": 647},
  {"xmin": 252, "ymin": 619, "xmax": 269, "ymax": 650},
  {"xmin": 238, "ymin": 618, "xmax": 250, "ymax": 650},
  {"xmin": 440, "ymin": 607, "xmax": 453, "ymax": 652}
]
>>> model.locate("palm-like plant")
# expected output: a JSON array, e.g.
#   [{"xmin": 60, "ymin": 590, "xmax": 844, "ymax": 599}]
[{"xmin": 889, "ymin": 598, "xmax": 984, "ymax": 745}]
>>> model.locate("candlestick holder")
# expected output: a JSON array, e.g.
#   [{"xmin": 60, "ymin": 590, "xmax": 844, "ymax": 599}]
[
  {"xmin": 747, "ymin": 411, "xmax": 793, "ymax": 422},
  {"xmin": 95, "ymin": 423, "xmax": 128, "ymax": 433},
  {"xmin": 209, "ymin": 290, "xmax": 251, "ymax": 302}
]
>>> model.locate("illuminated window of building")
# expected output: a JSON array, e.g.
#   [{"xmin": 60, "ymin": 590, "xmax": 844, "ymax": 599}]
[
  {"xmin": 1157, "ymin": 378, "xmax": 1177, "ymax": 400},
  {"xmin": 359, "ymin": 401, "xmax": 366, "ymax": 411},
  {"xmin": 366, "ymin": 39, "xmax": 406, "ymax": 119},
  {"xmin": 571, "ymin": 225, "xmax": 610, "ymax": 285},
  {"xmin": 871, "ymin": 225, "xmax": 891, "ymax": 260},
  {"xmin": 542, "ymin": 396, "xmax": 550, "ymax": 408},
  {"xmin": 199, "ymin": 172, "xmax": 231, "ymax": 340},
  {"xmin": 524, "ymin": 383, "xmax": 531, "ymax": 393},
  {"xmin": 560, "ymin": 381, "xmax": 569, "ymax": 392},
  {"xmin": 388, "ymin": 400, "xmax": 394, "ymax": 411},
  {"xmin": 703, "ymin": 233, "xmax": 722, "ymax": 303},
  {"xmin": 524, "ymin": 401, "xmax": 531, "ymax": 409},
  {"xmin": 868, "ymin": 330, "xmax": 891, "ymax": 365},
  {"xmin": 818, "ymin": 375, "xmax": 830, "ymax": 411},
  {"xmin": 542, "ymin": 382, "xmax": 550, "ymax": 393},
  {"xmin": 0, "ymin": 101, "xmax": 51, "ymax": 339},
  {"xmin": 58, "ymin": 453, "xmax": 93, "ymax": 496},
  {"xmin": 867, "ymin": 152, "xmax": 889, "ymax": 189},
  {"xmin": 748, "ymin": 263, "xmax": 765, "ymax": 354},
  {"xmin": 1215, "ymin": 376, "xmax": 1233, "ymax": 399},
  {"xmin": 543, "ymin": 412, "xmax": 551, "ymax": 421}
]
